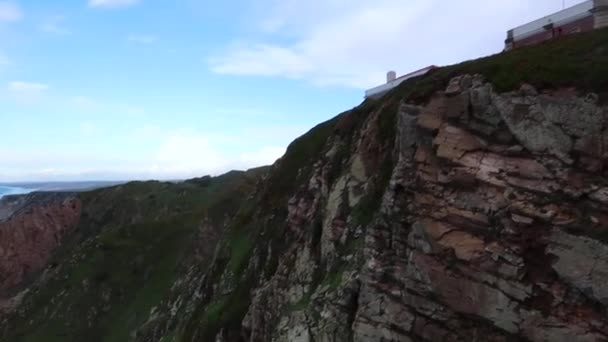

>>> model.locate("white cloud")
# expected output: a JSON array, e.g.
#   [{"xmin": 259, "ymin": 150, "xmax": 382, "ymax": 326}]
[
  {"xmin": 39, "ymin": 15, "xmax": 70, "ymax": 35},
  {"xmin": 210, "ymin": 0, "xmax": 584, "ymax": 88},
  {"xmin": 0, "ymin": 1, "xmax": 21, "ymax": 22},
  {"xmin": 145, "ymin": 126, "xmax": 300, "ymax": 178},
  {"xmin": 132, "ymin": 124, "xmax": 162, "ymax": 141},
  {"xmin": 8, "ymin": 81, "xmax": 49, "ymax": 92},
  {"xmin": 127, "ymin": 34, "xmax": 158, "ymax": 44},
  {"xmin": 238, "ymin": 146, "xmax": 285, "ymax": 166},
  {"xmin": 6, "ymin": 81, "xmax": 49, "ymax": 104},
  {"xmin": 70, "ymin": 96, "xmax": 98, "ymax": 111},
  {"xmin": 0, "ymin": 54, "xmax": 10, "ymax": 67},
  {"xmin": 210, "ymin": 44, "xmax": 314, "ymax": 78},
  {"xmin": 150, "ymin": 132, "xmax": 285, "ymax": 179},
  {"xmin": 154, "ymin": 133, "xmax": 225, "ymax": 176},
  {"xmin": 122, "ymin": 105, "xmax": 146, "ymax": 117},
  {"xmin": 0, "ymin": 122, "xmax": 304, "ymax": 181},
  {"xmin": 79, "ymin": 121, "xmax": 98, "ymax": 136},
  {"xmin": 88, "ymin": 0, "xmax": 139, "ymax": 9},
  {"xmin": 41, "ymin": 23, "xmax": 70, "ymax": 35}
]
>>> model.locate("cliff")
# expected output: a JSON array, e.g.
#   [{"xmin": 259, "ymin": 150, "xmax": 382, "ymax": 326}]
[
  {"xmin": 0, "ymin": 171, "xmax": 263, "ymax": 341},
  {"xmin": 165, "ymin": 78, "xmax": 608, "ymax": 341},
  {"xmin": 3, "ymin": 28, "xmax": 608, "ymax": 342},
  {"xmin": 0, "ymin": 193, "xmax": 80, "ymax": 314}
]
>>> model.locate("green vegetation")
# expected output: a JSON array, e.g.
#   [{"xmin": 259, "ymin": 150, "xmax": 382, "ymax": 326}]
[
  {"xmin": 351, "ymin": 103, "xmax": 397, "ymax": 227},
  {"xmin": 266, "ymin": 116, "xmax": 339, "ymax": 204},
  {"xmin": 180, "ymin": 115, "xmax": 351, "ymax": 338},
  {"xmin": 3, "ymin": 171, "xmax": 259, "ymax": 342},
  {"xmin": 182, "ymin": 276, "xmax": 252, "ymax": 341},
  {"xmin": 288, "ymin": 293, "xmax": 312, "ymax": 312},
  {"xmin": 388, "ymin": 27, "xmax": 608, "ymax": 104},
  {"xmin": 9, "ymin": 27, "xmax": 608, "ymax": 342},
  {"xmin": 158, "ymin": 333, "xmax": 175, "ymax": 342},
  {"xmin": 202, "ymin": 297, "xmax": 229, "ymax": 327},
  {"xmin": 376, "ymin": 99, "xmax": 398, "ymax": 145},
  {"xmin": 177, "ymin": 197, "xmax": 261, "ymax": 341},
  {"xmin": 228, "ymin": 233, "xmax": 253, "ymax": 274},
  {"xmin": 324, "ymin": 270, "xmax": 344, "ymax": 290}
]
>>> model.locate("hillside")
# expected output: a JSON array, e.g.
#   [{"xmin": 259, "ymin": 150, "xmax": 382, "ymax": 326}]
[
  {"xmin": 3, "ymin": 28, "xmax": 608, "ymax": 341},
  {"xmin": 0, "ymin": 170, "xmax": 264, "ymax": 341}
]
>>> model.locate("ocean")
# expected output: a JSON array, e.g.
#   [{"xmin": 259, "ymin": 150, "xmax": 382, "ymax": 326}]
[{"xmin": 0, "ymin": 185, "xmax": 33, "ymax": 199}]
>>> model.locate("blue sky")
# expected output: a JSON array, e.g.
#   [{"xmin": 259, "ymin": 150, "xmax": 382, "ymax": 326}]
[{"xmin": 0, "ymin": 0, "xmax": 585, "ymax": 181}]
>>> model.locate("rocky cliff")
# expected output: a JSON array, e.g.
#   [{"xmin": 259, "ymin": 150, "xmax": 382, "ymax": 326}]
[
  {"xmin": 0, "ymin": 193, "xmax": 80, "ymax": 314},
  {"xmin": 135, "ymin": 30, "xmax": 608, "ymax": 342},
  {"xmin": 3, "ymin": 28, "xmax": 608, "ymax": 342},
  {"xmin": 0, "ymin": 171, "xmax": 262, "ymax": 341},
  {"xmin": 153, "ymin": 76, "xmax": 608, "ymax": 342}
]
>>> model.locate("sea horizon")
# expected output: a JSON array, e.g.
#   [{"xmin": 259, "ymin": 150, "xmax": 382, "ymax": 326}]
[
  {"xmin": 0, "ymin": 185, "xmax": 34, "ymax": 199},
  {"xmin": 0, "ymin": 181, "xmax": 130, "ymax": 199}
]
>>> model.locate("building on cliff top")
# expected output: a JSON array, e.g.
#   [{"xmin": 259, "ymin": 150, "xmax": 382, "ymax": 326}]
[
  {"xmin": 505, "ymin": 0, "xmax": 608, "ymax": 50},
  {"xmin": 364, "ymin": 65, "xmax": 438, "ymax": 99}
]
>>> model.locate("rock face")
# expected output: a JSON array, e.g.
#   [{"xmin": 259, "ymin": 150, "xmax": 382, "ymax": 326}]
[
  {"xmin": 3, "ymin": 76, "xmax": 608, "ymax": 341},
  {"xmin": 138, "ymin": 75, "xmax": 608, "ymax": 342},
  {"xmin": 0, "ymin": 174, "xmax": 264, "ymax": 341},
  {"xmin": 0, "ymin": 193, "xmax": 80, "ymax": 312}
]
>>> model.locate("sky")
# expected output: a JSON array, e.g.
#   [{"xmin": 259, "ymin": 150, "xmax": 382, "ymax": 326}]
[{"xmin": 0, "ymin": 0, "xmax": 586, "ymax": 182}]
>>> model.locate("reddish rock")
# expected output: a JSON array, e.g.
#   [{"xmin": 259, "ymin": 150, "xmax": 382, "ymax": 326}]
[
  {"xmin": 436, "ymin": 230, "xmax": 485, "ymax": 261},
  {"xmin": 520, "ymin": 84, "xmax": 538, "ymax": 96},
  {"xmin": 434, "ymin": 124, "xmax": 485, "ymax": 160},
  {"xmin": 0, "ymin": 194, "xmax": 81, "ymax": 295},
  {"xmin": 443, "ymin": 93, "xmax": 469, "ymax": 118},
  {"xmin": 417, "ymin": 95, "xmax": 446, "ymax": 130}
]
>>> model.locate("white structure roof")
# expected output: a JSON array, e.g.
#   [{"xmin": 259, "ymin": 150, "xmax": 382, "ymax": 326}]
[
  {"xmin": 511, "ymin": 1, "xmax": 593, "ymax": 39},
  {"xmin": 365, "ymin": 66, "xmax": 436, "ymax": 99}
]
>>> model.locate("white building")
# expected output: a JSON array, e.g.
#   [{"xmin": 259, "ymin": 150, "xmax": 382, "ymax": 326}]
[
  {"xmin": 365, "ymin": 66, "xmax": 438, "ymax": 99},
  {"xmin": 505, "ymin": 0, "xmax": 608, "ymax": 50}
]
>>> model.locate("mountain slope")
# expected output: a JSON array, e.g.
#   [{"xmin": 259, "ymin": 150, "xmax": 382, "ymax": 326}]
[
  {"xmin": 0, "ymin": 170, "xmax": 264, "ymax": 342},
  {"xmin": 4, "ymin": 28, "xmax": 608, "ymax": 342},
  {"xmin": 140, "ymin": 29, "xmax": 608, "ymax": 341}
]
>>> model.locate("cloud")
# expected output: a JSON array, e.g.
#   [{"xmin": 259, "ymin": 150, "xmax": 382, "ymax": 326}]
[
  {"xmin": 39, "ymin": 15, "xmax": 70, "ymax": 35},
  {"xmin": 127, "ymin": 34, "xmax": 158, "ymax": 44},
  {"xmin": 8, "ymin": 81, "xmax": 49, "ymax": 92},
  {"xmin": 119, "ymin": 105, "xmax": 146, "ymax": 117},
  {"xmin": 88, "ymin": 0, "xmax": 139, "ymax": 9},
  {"xmin": 154, "ymin": 133, "xmax": 225, "ymax": 176},
  {"xmin": 238, "ymin": 146, "xmax": 285, "ymax": 166},
  {"xmin": 210, "ymin": 0, "xmax": 582, "ymax": 88},
  {"xmin": 132, "ymin": 124, "xmax": 162, "ymax": 141},
  {"xmin": 210, "ymin": 44, "xmax": 314, "ymax": 78},
  {"xmin": 0, "ymin": 54, "xmax": 10, "ymax": 67},
  {"xmin": 0, "ymin": 121, "xmax": 304, "ymax": 181},
  {"xmin": 151, "ymin": 132, "xmax": 286, "ymax": 178},
  {"xmin": 127, "ymin": 126, "xmax": 297, "ymax": 179},
  {"xmin": 69, "ymin": 96, "xmax": 99, "ymax": 111},
  {"xmin": 0, "ymin": 1, "xmax": 21, "ymax": 22},
  {"xmin": 41, "ymin": 23, "xmax": 70, "ymax": 34},
  {"xmin": 147, "ymin": 124, "xmax": 304, "ymax": 178},
  {"xmin": 79, "ymin": 121, "xmax": 98, "ymax": 136},
  {"xmin": 6, "ymin": 81, "xmax": 49, "ymax": 104}
]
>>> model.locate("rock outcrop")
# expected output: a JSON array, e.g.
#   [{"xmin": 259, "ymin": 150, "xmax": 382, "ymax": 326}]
[
  {"xmin": 0, "ymin": 193, "xmax": 80, "ymax": 313},
  {"xmin": 3, "ymin": 75, "xmax": 608, "ymax": 342},
  {"xmin": 0, "ymin": 173, "xmax": 263, "ymax": 341},
  {"xmin": 140, "ymin": 74, "xmax": 608, "ymax": 342},
  {"xmin": 3, "ymin": 32, "xmax": 608, "ymax": 341}
]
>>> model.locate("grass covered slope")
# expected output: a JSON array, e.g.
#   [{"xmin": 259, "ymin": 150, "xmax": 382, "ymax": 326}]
[
  {"xmin": 0, "ymin": 170, "xmax": 264, "ymax": 342},
  {"xmin": 175, "ymin": 28, "xmax": 608, "ymax": 341},
  {"xmin": 392, "ymin": 27, "xmax": 608, "ymax": 104},
  {"xmin": 5, "ymin": 26, "xmax": 608, "ymax": 342}
]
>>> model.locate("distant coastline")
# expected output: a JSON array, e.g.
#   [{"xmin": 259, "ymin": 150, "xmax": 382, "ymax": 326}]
[
  {"xmin": 0, "ymin": 186, "xmax": 33, "ymax": 199},
  {"xmin": 0, "ymin": 181, "xmax": 126, "ymax": 199}
]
